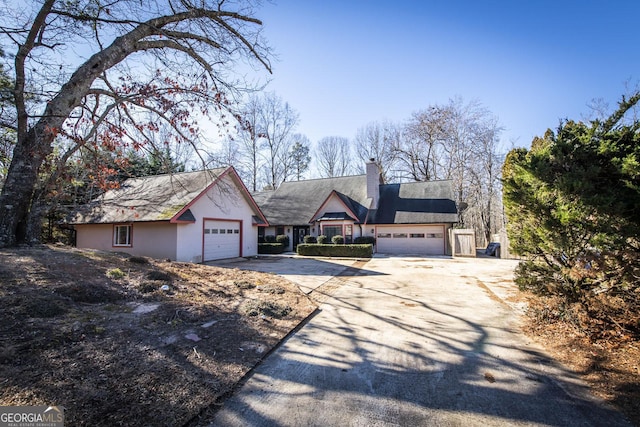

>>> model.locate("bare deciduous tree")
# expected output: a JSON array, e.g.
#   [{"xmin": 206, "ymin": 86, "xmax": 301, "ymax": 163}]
[
  {"xmin": 354, "ymin": 121, "xmax": 400, "ymax": 183},
  {"xmin": 0, "ymin": 0, "xmax": 271, "ymax": 246},
  {"xmin": 257, "ymin": 92, "xmax": 298, "ymax": 189},
  {"xmin": 234, "ymin": 95, "xmax": 264, "ymax": 191},
  {"xmin": 207, "ymin": 138, "xmax": 241, "ymax": 170},
  {"xmin": 316, "ymin": 136, "xmax": 352, "ymax": 178},
  {"xmin": 395, "ymin": 97, "xmax": 505, "ymax": 244},
  {"xmin": 464, "ymin": 114, "xmax": 505, "ymax": 244},
  {"xmin": 397, "ymin": 106, "xmax": 452, "ymax": 181}
]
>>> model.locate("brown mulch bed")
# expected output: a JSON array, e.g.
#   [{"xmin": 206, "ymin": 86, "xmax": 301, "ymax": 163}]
[
  {"xmin": 520, "ymin": 294, "xmax": 640, "ymax": 426},
  {"xmin": 0, "ymin": 245, "xmax": 316, "ymax": 426}
]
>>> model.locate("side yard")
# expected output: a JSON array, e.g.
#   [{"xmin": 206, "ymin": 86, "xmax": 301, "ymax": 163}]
[
  {"xmin": 0, "ymin": 245, "xmax": 316, "ymax": 426},
  {"xmin": 521, "ymin": 296, "xmax": 640, "ymax": 425},
  {"xmin": 483, "ymin": 256, "xmax": 640, "ymax": 425}
]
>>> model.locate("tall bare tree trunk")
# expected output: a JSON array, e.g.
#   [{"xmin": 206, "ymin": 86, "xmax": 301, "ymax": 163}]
[
  {"xmin": 0, "ymin": 125, "xmax": 53, "ymax": 245},
  {"xmin": 0, "ymin": 21, "xmax": 167, "ymax": 246},
  {"xmin": 1, "ymin": 3, "xmax": 270, "ymax": 247}
]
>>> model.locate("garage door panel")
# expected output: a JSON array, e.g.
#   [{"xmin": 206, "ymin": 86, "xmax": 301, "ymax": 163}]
[
  {"xmin": 377, "ymin": 225, "xmax": 445, "ymax": 255},
  {"xmin": 204, "ymin": 220, "xmax": 240, "ymax": 261}
]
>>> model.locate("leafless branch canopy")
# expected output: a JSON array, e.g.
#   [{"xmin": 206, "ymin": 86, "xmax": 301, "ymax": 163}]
[{"xmin": 0, "ymin": 0, "xmax": 273, "ymax": 245}]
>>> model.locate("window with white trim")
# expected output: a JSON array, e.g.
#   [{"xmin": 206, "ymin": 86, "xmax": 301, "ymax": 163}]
[
  {"xmin": 114, "ymin": 224, "xmax": 132, "ymax": 247},
  {"xmin": 344, "ymin": 225, "xmax": 353, "ymax": 243}
]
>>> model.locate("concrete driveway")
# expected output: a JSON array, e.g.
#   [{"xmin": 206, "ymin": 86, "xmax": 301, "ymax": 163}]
[
  {"xmin": 208, "ymin": 256, "xmax": 631, "ymax": 426},
  {"xmin": 207, "ymin": 255, "xmax": 357, "ymax": 294}
]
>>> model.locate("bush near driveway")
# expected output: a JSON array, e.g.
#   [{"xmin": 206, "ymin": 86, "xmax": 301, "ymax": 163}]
[
  {"xmin": 297, "ymin": 243, "xmax": 372, "ymax": 258},
  {"xmin": 276, "ymin": 234, "xmax": 290, "ymax": 247},
  {"xmin": 354, "ymin": 236, "xmax": 376, "ymax": 245},
  {"xmin": 258, "ymin": 243, "xmax": 285, "ymax": 254},
  {"xmin": 303, "ymin": 235, "xmax": 317, "ymax": 244}
]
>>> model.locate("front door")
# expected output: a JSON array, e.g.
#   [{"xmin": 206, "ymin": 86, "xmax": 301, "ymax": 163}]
[{"xmin": 292, "ymin": 226, "xmax": 309, "ymax": 250}]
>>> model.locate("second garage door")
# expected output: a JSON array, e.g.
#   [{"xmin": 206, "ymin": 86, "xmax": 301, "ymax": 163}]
[
  {"xmin": 203, "ymin": 220, "xmax": 241, "ymax": 261},
  {"xmin": 376, "ymin": 225, "xmax": 445, "ymax": 255}
]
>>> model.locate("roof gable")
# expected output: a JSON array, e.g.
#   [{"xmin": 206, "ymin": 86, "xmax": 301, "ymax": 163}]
[
  {"xmin": 309, "ymin": 190, "xmax": 362, "ymax": 223},
  {"xmin": 256, "ymin": 175, "xmax": 370, "ymax": 226}
]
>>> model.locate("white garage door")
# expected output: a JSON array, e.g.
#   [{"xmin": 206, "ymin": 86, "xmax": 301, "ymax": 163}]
[
  {"xmin": 203, "ymin": 220, "xmax": 241, "ymax": 261},
  {"xmin": 376, "ymin": 225, "xmax": 445, "ymax": 255}
]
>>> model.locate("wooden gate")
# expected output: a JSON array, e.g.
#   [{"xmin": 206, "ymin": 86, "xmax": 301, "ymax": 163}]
[{"xmin": 450, "ymin": 229, "xmax": 476, "ymax": 257}]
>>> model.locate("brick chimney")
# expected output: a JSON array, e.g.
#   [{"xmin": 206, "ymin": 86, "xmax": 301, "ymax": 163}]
[{"xmin": 366, "ymin": 158, "xmax": 380, "ymax": 209}]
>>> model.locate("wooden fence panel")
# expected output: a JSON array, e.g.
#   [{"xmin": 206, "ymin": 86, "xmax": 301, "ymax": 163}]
[{"xmin": 450, "ymin": 229, "xmax": 476, "ymax": 257}]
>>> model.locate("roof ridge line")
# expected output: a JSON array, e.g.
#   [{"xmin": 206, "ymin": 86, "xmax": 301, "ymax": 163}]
[
  {"xmin": 280, "ymin": 174, "xmax": 366, "ymax": 184},
  {"xmin": 122, "ymin": 167, "xmax": 229, "ymax": 181}
]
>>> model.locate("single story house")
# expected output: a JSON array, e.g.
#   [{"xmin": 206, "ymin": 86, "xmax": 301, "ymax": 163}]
[
  {"xmin": 254, "ymin": 160, "xmax": 458, "ymax": 256},
  {"xmin": 67, "ymin": 167, "xmax": 268, "ymax": 262}
]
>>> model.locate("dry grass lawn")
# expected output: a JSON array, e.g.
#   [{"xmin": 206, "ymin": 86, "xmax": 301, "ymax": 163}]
[{"xmin": 0, "ymin": 245, "xmax": 316, "ymax": 426}]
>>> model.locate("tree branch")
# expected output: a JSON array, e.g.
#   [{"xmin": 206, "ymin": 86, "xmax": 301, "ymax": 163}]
[
  {"xmin": 136, "ymin": 40, "xmax": 213, "ymax": 72},
  {"xmin": 14, "ymin": 0, "xmax": 55, "ymax": 142},
  {"xmin": 159, "ymin": 29, "xmax": 223, "ymax": 50}
]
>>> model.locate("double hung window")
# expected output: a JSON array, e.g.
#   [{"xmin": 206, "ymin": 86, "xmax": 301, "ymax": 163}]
[{"xmin": 114, "ymin": 224, "xmax": 132, "ymax": 247}]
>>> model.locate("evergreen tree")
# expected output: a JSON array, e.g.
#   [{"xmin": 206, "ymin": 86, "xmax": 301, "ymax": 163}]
[
  {"xmin": 502, "ymin": 93, "xmax": 640, "ymax": 333},
  {"xmin": 124, "ymin": 147, "xmax": 185, "ymax": 178},
  {"xmin": 289, "ymin": 137, "xmax": 311, "ymax": 181}
]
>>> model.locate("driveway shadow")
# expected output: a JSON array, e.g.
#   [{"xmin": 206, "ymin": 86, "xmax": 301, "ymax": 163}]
[{"xmin": 204, "ymin": 257, "xmax": 632, "ymax": 427}]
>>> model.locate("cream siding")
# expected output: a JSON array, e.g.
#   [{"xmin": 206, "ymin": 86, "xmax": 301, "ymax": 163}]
[
  {"xmin": 76, "ymin": 222, "xmax": 177, "ymax": 260},
  {"xmin": 75, "ymin": 173, "xmax": 261, "ymax": 262},
  {"xmin": 313, "ymin": 197, "xmax": 355, "ymax": 221},
  {"xmin": 175, "ymin": 175, "xmax": 259, "ymax": 262}
]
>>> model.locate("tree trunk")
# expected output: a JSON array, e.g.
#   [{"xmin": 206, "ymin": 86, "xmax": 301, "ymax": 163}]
[
  {"xmin": 0, "ymin": 24, "xmax": 156, "ymax": 247},
  {"xmin": 0, "ymin": 6, "xmax": 269, "ymax": 247},
  {"xmin": 0, "ymin": 127, "xmax": 52, "ymax": 246}
]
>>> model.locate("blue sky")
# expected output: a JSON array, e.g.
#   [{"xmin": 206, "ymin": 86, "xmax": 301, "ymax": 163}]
[{"xmin": 252, "ymin": 0, "xmax": 640, "ymax": 151}]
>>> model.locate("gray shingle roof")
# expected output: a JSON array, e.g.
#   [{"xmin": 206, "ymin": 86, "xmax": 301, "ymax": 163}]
[
  {"xmin": 255, "ymin": 175, "xmax": 370, "ymax": 225},
  {"xmin": 68, "ymin": 167, "xmax": 233, "ymax": 224},
  {"xmin": 372, "ymin": 180, "xmax": 458, "ymax": 224},
  {"xmin": 256, "ymin": 176, "xmax": 458, "ymax": 226}
]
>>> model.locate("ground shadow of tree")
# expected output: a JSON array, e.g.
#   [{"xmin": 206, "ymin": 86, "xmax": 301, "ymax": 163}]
[{"xmin": 206, "ymin": 267, "xmax": 633, "ymax": 426}]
